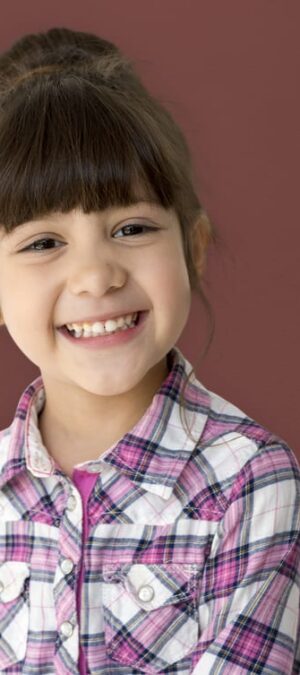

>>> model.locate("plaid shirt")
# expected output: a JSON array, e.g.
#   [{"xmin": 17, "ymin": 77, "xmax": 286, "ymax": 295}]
[{"xmin": 0, "ymin": 346, "xmax": 299, "ymax": 674}]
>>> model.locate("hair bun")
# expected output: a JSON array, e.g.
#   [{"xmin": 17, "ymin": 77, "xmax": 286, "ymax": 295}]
[{"xmin": 0, "ymin": 27, "xmax": 137, "ymax": 92}]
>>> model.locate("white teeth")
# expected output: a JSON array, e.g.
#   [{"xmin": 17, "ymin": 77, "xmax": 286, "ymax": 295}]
[
  {"xmin": 91, "ymin": 322, "xmax": 106, "ymax": 336},
  {"xmin": 66, "ymin": 312, "xmax": 138, "ymax": 338}
]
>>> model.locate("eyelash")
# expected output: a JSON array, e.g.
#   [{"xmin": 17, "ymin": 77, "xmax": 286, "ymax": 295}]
[{"xmin": 20, "ymin": 224, "xmax": 159, "ymax": 252}]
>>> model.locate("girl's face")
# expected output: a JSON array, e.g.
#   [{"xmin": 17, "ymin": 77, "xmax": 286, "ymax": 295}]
[{"xmin": 0, "ymin": 202, "xmax": 192, "ymax": 398}]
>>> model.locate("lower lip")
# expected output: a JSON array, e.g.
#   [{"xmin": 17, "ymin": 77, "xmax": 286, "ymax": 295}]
[{"xmin": 57, "ymin": 311, "xmax": 148, "ymax": 349}]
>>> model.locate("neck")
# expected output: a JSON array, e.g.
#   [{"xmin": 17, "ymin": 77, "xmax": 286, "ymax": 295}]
[{"xmin": 38, "ymin": 357, "xmax": 170, "ymax": 475}]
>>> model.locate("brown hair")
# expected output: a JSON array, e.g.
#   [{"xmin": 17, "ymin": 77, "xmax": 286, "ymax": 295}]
[{"xmin": 0, "ymin": 27, "xmax": 221, "ymax": 442}]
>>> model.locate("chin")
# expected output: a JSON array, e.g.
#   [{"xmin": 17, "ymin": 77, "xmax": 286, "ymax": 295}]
[{"xmin": 78, "ymin": 377, "xmax": 138, "ymax": 397}]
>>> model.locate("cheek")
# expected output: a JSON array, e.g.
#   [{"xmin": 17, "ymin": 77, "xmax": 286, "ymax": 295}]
[
  {"xmin": 146, "ymin": 250, "xmax": 191, "ymax": 321},
  {"xmin": 0, "ymin": 271, "xmax": 52, "ymax": 336},
  {"xmin": 168, "ymin": 255, "xmax": 191, "ymax": 325},
  {"xmin": 162, "ymin": 272, "xmax": 191, "ymax": 316}
]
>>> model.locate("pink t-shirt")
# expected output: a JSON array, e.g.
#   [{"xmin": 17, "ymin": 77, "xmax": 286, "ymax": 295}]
[{"xmin": 72, "ymin": 468, "xmax": 99, "ymax": 675}]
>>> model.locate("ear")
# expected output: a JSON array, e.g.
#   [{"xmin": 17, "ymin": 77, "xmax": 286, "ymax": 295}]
[{"xmin": 191, "ymin": 211, "xmax": 212, "ymax": 278}]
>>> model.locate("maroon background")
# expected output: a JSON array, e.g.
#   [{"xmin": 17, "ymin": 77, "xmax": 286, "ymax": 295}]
[{"xmin": 0, "ymin": 1, "xmax": 299, "ymax": 458}]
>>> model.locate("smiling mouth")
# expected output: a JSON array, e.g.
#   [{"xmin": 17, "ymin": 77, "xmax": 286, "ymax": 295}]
[
  {"xmin": 56, "ymin": 311, "xmax": 150, "ymax": 343},
  {"xmin": 64, "ymin": 312, "xmax": 141, "ymax": 337}
]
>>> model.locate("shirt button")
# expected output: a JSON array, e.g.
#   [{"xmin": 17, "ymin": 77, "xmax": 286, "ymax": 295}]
[
  {"xmin": 66, "ymin": 494, "xmax": 77, "ymax": 511},
  {"xmin": 60, "ymin": 621, "xmax": 74, "ymax": 638},
  {"xmin": 60, "ymin": 558, "xmax": 74, "ymax": 575},
  {"xmin": 138, "ymin": 585, "xmax": 155, "ymax": 602},
  {"xmin": 88, "ymin": 465, "xmax": 101, "ymax": 473}
]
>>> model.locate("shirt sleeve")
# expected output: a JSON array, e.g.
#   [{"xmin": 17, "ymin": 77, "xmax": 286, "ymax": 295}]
[{"xmin": 192, "ymin": 439, "xmax": 300, "ymax": 674}]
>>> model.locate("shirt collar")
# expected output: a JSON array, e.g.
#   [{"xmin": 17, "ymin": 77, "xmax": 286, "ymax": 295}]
[{"xmin": 0, "ymin": 347, "xmax": 211, "ymax": 499}]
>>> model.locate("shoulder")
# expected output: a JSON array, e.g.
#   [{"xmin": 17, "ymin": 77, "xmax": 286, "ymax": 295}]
[{"xmin": 190, "ymin": 375, "xmax": 300, "ymax": 514}]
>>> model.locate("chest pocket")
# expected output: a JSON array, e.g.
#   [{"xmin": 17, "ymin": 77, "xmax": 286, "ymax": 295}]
[
  {"xmin": 102, "ymin": 563, "xmax": 200, "ymax": 673},
  {"xmin": 0, "ymin": 561, "xmax": 30, "ymax": 669}
]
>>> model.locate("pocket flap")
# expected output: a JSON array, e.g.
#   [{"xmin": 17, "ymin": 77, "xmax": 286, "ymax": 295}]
[
  {"xmin": 123, "ymin": 563, "xmax": 197, "ymax": 611},
  {"xmin": 0, "ymin": 561, "xmax": 30, "ymax": 603}
]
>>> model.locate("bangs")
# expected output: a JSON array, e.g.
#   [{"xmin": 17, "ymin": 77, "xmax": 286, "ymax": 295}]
[{"xmin": 0, "ymin": 74, "xmax": 177, "ymax": 231}]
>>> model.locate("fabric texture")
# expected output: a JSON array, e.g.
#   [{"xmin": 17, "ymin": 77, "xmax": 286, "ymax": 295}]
[{"xmin": 0, "ymin": 346, "xmax": 299, "ymax": 674}]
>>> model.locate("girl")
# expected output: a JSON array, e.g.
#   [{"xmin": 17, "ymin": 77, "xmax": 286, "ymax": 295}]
[{"xmin": 0, "ymin": 26, "xmax": 298, "ymax": 675}]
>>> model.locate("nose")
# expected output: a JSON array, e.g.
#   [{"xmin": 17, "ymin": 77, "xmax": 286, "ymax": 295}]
[{"xmin": 66, "ymin": 249, "xmax": 127, "ymax": 297}]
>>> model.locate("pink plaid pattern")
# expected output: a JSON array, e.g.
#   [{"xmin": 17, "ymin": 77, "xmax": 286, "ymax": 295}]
[{"xmin": 0, "ymin": 346, "xmax": 299, "ymax": 673}]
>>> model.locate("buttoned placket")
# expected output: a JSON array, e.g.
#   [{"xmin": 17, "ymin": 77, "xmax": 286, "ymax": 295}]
[{"xmin": 52, "ymin": 479, "xmax": 83, "ymax": 674}]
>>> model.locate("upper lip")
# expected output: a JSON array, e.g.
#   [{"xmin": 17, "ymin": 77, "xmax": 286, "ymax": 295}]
[{"xmin": 59, "ymin": 310, "xmax": 143, "ymax": 327}]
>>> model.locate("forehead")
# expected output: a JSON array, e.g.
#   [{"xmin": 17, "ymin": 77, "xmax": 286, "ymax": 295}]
[
  {"xmin": 0, "ymin": 74, "xmax": 181, "ymax": 240},
  {"xmin": 0, "ymin": 200, "xmax": 177, "ymax": 241},
  {"xmin": 0, "ymin": 175, "xmax": 170, "ymax": 236}
]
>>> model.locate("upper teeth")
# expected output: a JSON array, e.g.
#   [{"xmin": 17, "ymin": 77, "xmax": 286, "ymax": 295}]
[{"xmin": 66, "ymin": 312, "xmax": 138, "ymax": 336}]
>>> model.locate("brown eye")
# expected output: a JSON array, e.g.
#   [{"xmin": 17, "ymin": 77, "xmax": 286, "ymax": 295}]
[
  {"xmin": 113, "ymin": 224, "xmax": 159, "ymax": 238},
  {"xmin": 21, "ymin": 238, "xmax": 63, "ymax": 252}
]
